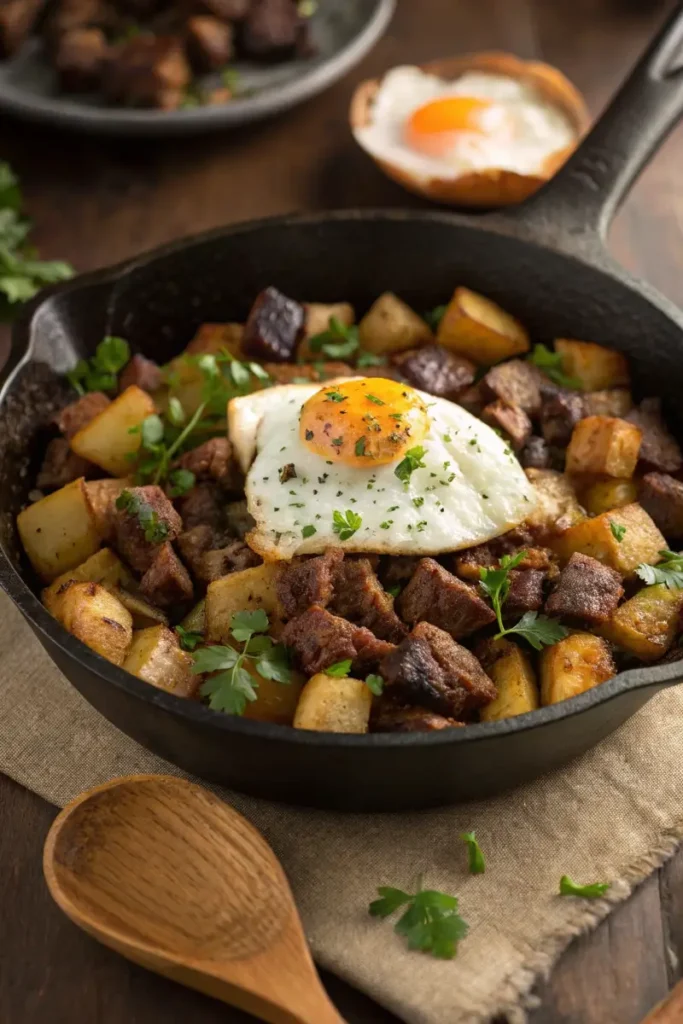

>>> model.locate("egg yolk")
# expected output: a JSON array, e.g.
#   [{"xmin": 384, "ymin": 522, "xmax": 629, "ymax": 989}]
[
  {"xmin": 300, "ymin": 378, "xmax": 430, "ymax": 468},
  {"xmin": 405, "ymin": 96, "xmax": 492, "ymax": 158}
]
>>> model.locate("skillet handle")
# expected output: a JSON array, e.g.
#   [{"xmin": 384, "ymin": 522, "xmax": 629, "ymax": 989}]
[{"xmin": 500, "ymin": 4, "xmax": 683, "ymax": 259}]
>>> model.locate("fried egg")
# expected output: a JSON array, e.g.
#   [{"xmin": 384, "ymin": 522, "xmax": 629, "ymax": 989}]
[
  {"xmin": 229, "ymin": 378, "xmax": 535, "ymax": 561},
  {"xmin": 354, "ymin": 66, "xmax": 575, "ymax": 180}
]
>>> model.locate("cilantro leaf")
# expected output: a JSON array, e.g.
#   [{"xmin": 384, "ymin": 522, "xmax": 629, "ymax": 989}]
[
  {"xmin": 479, "ymin": 552, "xmax": 568, "ymax": 650},
  {"xmin": 332, "ymin": 509, "xmax": 362, "ymax": 541},
  {"xmin": 175, "ymin": 625, "xmax": 203, "ymax": 652},
  {"xmin": 325, "ymin": 659, "xmax": 352, "ymax": 677},
  {"xmin": 610, "ymin": 521, "xmax": 626, "ymax": 543},
  {"xmin": 635, "ymin": 550, "xmax": 683, "ymax": 590},
  {"xmin": 365, "ymin": 673, "xmax": 384, "ymax": 695},
  {"xmin": 559, "ymin": 875, "xmax": 611, "ymax": 899},
  {"xmin": 370, "ymin": 884, "xmax": 468, "ymax": 960},
  {"xmin": 424, "ymin": 305, "xmax": 447, "ymax": 332},
  {"xmin": 394, "ymin": 445, "xmax": 427, "ymax": 486},
  {"xmin": 308, "ymin": 317, "xmax": 360, "ymax": 360},
  {"xmin": 460, "ymin": 831, "xmax": 485, "ymax": 874},
  {"xmin": 527, "ymin": 343, "xmax": 581, "ymax": 389},
  {"xmin": 230, "ymin": 609, "xmax": 270, "ymax": 643}
]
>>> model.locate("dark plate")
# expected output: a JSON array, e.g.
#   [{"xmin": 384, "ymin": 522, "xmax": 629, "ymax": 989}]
[{"xmin": 0, "ymin": 0, "xmax": 395, "ymax": 136}]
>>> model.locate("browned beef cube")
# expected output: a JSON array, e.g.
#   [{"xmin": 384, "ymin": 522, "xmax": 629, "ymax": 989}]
[
  {"xmin": 380, "ymin": 621, "xmax": 496, "ymax": 718},
  {"xmin": 241, "ymin": 287, "xmax": 305, "ymax": 362},
  {"xmin": 519, "ymin": 435, "xmax": 551, "ymax": 470},
  {"xmin": 54, "ymin": 27, "xmax": 108, "ymax": 90},
  {"xmin": 104, "ymin": 36, "xmax": 191, "ymax": 109},
  {"xmin": 263, "ymin": 361, "xmax": 354, "ymax": 384},
  {"xmin": 54, "ymin": 391, "xmax": 110, "ymax": 439},
  {"xmin": 482, "ymin": 400, "xmax": 532, "ymax": 451},
  {"xmin": 177, "ymin": 524, "xmax": 218, "ymax": 576},
  {"xmin": 118, "ymin": 354, "xmax": 163, "ymax": 394},
  {"xmin": 372, "ymin": 703, "xmax": 463, "ymax": 733},
  {"xmin": 277, "ymin": 550, "xmax": 343, "ymax": 618},
  {"xmin": 240, "ymin": 0, "xmax": 302, "ymax": 60},
  {"xmin": 178, "ymin": 482, "xmax": 225, "ymax": 531},
  {"xmin": 583, "ymin": 389, "xmax": 633, "ymax": 418},
  {"xmin": 540, "ymin": 391, "xmax": 585, "ymax": 448},
  {"xmin": 545, "ymin": 552, "xmax": 623, "ymax": 624},
  {"xmin": 638, "ymin": 472, "xmax": 683, "ymax": 540},
  {"xmin": 398, "ymin": 558, "xmax": 495, "ymax": 639},
  {"xmin": 281, "ymin": 605, "xmax": 394, "ymax": 676},
  {"xmin": 36, "ymin": 438, "xmax": 96, "ymax": 491},
  {"xmin": 197, "ymin": 540, "xmax": 261, "ymax": 584},
  {"xmin": 505, "ymin": 569, "xmax": 545, "ymax": 616},
  {"xmin": 194, "ymin": 0, "xmax": 251, "ymax": 20},
  {"xmin": 0, "ymin": 0, "xmax": 44, "ymax": 56},
  {"xmin": 627, "ymin": 398, "xmax": 683, "ymax": 473},
  {"xmin": 482, "ymin": 359, "xmax": 542, "ymax": 417},
  {"xmin": 330, "ymin": 557, "xmax": 407, "ymax": 643},
  {"xmin": 186, "ymin": 14, "xmax": 233, "ymax": 71},
  {"xmin": 391, "ymin": 345, "xmax": 475, "ymax": 400},
  {"xmin": 113, "ymin": 485, "xmax": 183, "ymax": 573},
  {"xmin": 44, "ymin": 0, "xmax": 116, "ymax": 46},
  {"xmin": 176, "ymin": 438, "xmax": 239, "ymax": 490},
  {"xmin": 140, "ymin": 542, "xmax": 193, "ymax": 608}
]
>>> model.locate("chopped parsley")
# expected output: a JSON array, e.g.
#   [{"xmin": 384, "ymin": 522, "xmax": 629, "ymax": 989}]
[
  {"xmin": 610, "ymin": 521, "xmax": 626, "ymax": 543},
  {"xmin": 559, "ymin": 875, "xmax": 610, "ymax": 899},
  {"xmin": 366, "ymin": 393, "xmax": 385, "ymax": 405},
  {"xmin": 332, "ymin": 509, "xmax": 362, "ymax": 541},
  {"xmin": 325, "ymin": 389, "xmax": 346, "ymax": 403},
  {"xmin": 460, "ymin": 831, "xmax": 485, "ymax": 874},
  {"xmin": 302, "ymin": 524, "xmax": 317, "ymax": 539},
  {"xmin": 67, "ymin": 335, "xmax": 130, "ymax": 395},
  {"xmin": 326, "ymin": 659, "xmax": 352, "ymax": 677},
  {"xmin": 412, "ymin": 496, "xmax": 425, "ymax": 508},
  {"xmin": 527, "ymin": 343, "xmax": 581, "ymax": 389},
  {"xmin": 175, "ymin": 625, "xmax": 203, "ymax": 652},
  {"xmin": 355, "ymin": 437, "xmax": 367, "ymax": 457},
  {"xmin": 308, "ymin": 316, "xmax": 359, "ymax": 360},
  {"xmin": 365, "ymin": 674, "xmax": 384, "ymax": 696}
]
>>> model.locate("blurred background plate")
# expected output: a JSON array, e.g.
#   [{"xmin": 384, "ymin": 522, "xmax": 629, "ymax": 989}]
[{"xmin": 0, "ymin": 0, "xmax": 395, "ymax": 136}]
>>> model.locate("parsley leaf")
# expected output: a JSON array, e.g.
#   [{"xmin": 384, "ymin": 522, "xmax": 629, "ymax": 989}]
[
  {"xmin": 610, "ymin": 521, "xmax": 626, "ymax": 543},
  {"xmin": 369, "ymin": 884, "xmax": 468, "ymax": 960},
  {"xmin": 559, "ymin": 875, "xmax": 611, "ymax": 899},
  {"xmin": 394, "ymin": 445, "xmax": 427, "ymax": 485},
  {"xmin": 479, "ymin": 551, "xmax": 568, "ymax": 650},
  {"xmin": 507, "ymin": 610, "xmax": 569, "ymax": 651},
  {"xmin": 255, "ymin": 642, "xmax": 292, "ymax": 684},
  {"xmin": 115, "ymin": 488, "xmax": 169, "ymax": 544},
  {"xmin": 302, "ymin": 524, "xmax": 316, "ymax": 539},
  {"xmin": 365, "ymin": 673, "xmax": 384, "ymax": 695},
  {"xmin": 424, "ymin": 305, "xmax": 447, "ymax": 332},
  {"xmin": 175, "ymin": 625, "xmax": 203, "ymax": 652},
  {"xmin": 308, "ymin": 317, "xmax": 360, "ymax": 360},
  {"xmin": 365, "ymin": 393, "xmax": 385, "ymax": 405},
  {"xmin": 527, "ymin": 343, "xmax": 581, "ymax": 390},
  {"xmin": 167, "ymin": 468, "xmax": 196, "ymax": 498},
  {"xmin": 460, "ymin": 831, "xmax": 485, "ymax": 874},
  {"xmin": 230, "ymin": 608, "xmax": 269, "ymax": 642},
  {"xmin": 635, "ymin": 550, "xmax": 683, "ymax": 590},
  {"xmin": 332, "ymin": 509, "xmax": 362, "ymax": 541},
  {"xmin": 326, "ymin": 659, "xmax": 352, "ymax": 677},
  {"xmin": 67, "ymin": 336, "xmax": 130, "ymax": 395}
]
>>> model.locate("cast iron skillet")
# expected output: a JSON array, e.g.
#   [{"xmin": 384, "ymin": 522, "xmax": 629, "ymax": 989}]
[{"xmin": 2, "ymin": 9, "xmax": 683, "ymax": 811}]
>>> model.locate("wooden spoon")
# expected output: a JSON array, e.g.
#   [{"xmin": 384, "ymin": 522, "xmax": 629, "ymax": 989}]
[{"xmin": 43, "ymin": 774, "xmax": 346, "ymax": 1024}]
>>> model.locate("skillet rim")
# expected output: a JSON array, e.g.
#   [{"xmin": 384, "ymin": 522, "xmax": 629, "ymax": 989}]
[{"xmin": 2, "ymin": 206, "xmax": 683, "ymax": 753}]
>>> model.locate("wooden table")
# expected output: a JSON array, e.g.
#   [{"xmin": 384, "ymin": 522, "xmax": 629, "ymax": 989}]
[{"xmin": 2, "ymin": 1, "xmax": 683, "ymax": 1021}]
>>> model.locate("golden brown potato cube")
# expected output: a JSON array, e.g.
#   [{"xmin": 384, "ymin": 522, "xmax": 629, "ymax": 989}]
[
  {"xmin": 479, "ymin": 638, "xmax": 539, "ymax": 722},
  {"xmin": 185, "ymin": 322, "xmax": 244, "ymax": 358},
  {"xmin": 57, "ymin": 581, "xmax": 133, "ymax": 665},
  {"xmin": 583, "ymin": 389, "xmax": 633, "ymax": 418},
  {"xmin": 122, "ymin": 625, "xmax": 197, "ymax": 696},
  {"xmin": 554, "ymin": 339, "xmax": 630, "ymax": 391},
  {"xmin": 579, "ymin": 477, "xmax": 638, "ymax": 516},
  {"xmin": 42, "ymin": 547, "xmax": 132, "ymax": 615},
  {"xmin": 162, "ymin": 323, "xmax": 246, "ymax": 416},
  {"xmin": 552, "ymin": 503, "xmax": 666, "ymax": 576},
  {"xmin": 293, "ymin": 673, "xmax": 372, "ymax": 733},
  {"xmin": 540, "ymin": 632, "xmax": 615, "ymax": 705},
  {"xmin": 242, "ymin": 659, "xmax": 305, "ymax": 726},
  {"xmin": 524, "ymin": 468, "xmax": 584, "ymax": 535},
  {"xmin": 205, "ymin": 563, "xmax": 284, "ymax": 643},
  {"xmin": 85, "ymin": 477, "xmax": 134, "ymax": 539},
  {"xmin": 17, "ymin": 478, "xmax": 102, "ymax": 582},
  {"xmin": 600, "ymin": 584, "xmax": 683, "ymax": 661},
  {"xmin": 566, "ymin": 416, "xmax": 642, "ymax": 478},
  {"xmin": 358, "ymin": 292, "xmax": 433, "ymax": 355},
  {"xmin": 437, "ymin": 287, "xmax": 530, "ymax": 365},
  {"xmin": 114, "ymin": 589, "xmax": 168, "ymax": 628},
  {"xmin": 298, "ymin": 302, "xmax": 355, "ymax": 361},
  {"xmin": 70, "ymin": 386, "xmax": 157, "ymax": 476}
]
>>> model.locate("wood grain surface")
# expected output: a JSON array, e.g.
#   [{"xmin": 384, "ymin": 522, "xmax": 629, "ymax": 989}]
[{"xmin": 2, "ymin": 0, "xmax": 683, "ymax": 1021}]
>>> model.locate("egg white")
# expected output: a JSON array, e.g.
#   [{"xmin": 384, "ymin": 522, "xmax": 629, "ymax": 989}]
[
  {"xmin": 230, "ymin": 382, "xmax": 535, "ymax": 561},
  {"xmin": 354, "ymin": 66, "xmax": 575, "ymax": 181}
]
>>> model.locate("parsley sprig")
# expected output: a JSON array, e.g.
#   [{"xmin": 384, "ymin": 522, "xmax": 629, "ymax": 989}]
[
  {"xmin": 332, "ymin": 509, "xmax": 362, "ymax": 541},
  {"xmin": 369, "ymin": 883, "xmax": 469, "ymax": 960},
  {"xmin": 192, "ymin": 610, "xmax": 292, "ymax": 715},
  {"xmin": 67, "ymin": 336, "xmax": 130, "ymax": 395},
  {"xmin": 175, "ymin": 625, "xmax": 203, "ymax": 652},
  {"xmin": 479, "ymin": 551, "xmax": 569, "ymax": 650},
  {"xmin": 307, "ymin": 315, "xmax": 387, "ymax": 368},
  {"xmin": 636, "ymin": 550, "xmax": 683, "ymax": 590},
  {"xmin": 559, "ymin": 875, "xmax": 610, "ymax": 899},
  {"xmin": 527, "ymin": 343, "xmax": 581, "ymax": 390},
  {"xmin": 0, "ymin": 162, "xmax": 74, "ymax": 321},
  {"xmin": 395, "ymin": 445, "xmax": 427, "ymax": 486},
  {"xmin": 115, "ymin": 488, "xmax": 169, "ymax": 544}
]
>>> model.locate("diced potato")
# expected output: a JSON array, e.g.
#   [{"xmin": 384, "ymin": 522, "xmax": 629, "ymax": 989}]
[
  {"xmin": 298, "ymin": 302, "xmax": 355, "ymax": 361},
  {"xmin": 17, "ymin": 478, "xmax": 102, "ymax": 582},
  {"xmin": 293, "ymin": 673, "xmax": 372, "ymax": 733},
  {"xmin": 115, "ymin": 589, "xmax": 168, "ymax": 628},
  {"xmin": 540, "ymin": 632, "xmax": 615, "ymax": 705},
  {"xmin": 42, "ymin": 547, "xmax": 132, "ymax": 614},
  {"xmin": 524, "ymin": 468, "xmax": 584, "ymax": 535},
  {"xmin": 206, "ymin": 564, "xmax": 284, "ymax": 643},
  {"xmin": 554, "ymin": 339, "xmax": 629, "ymax": 391},
  {"xmin": 600, "ymin": 584, "xmax": 683, "ymax": 661},
  {"xmin": 242, "ymin": 659, "xmax": 306, "ymax": 726},
  {"xmin": 162, "ymin": 323, "xmax": 246, "ymax": 416},
  {"xmin": 479, "ymin": 639, "xmax": 539, "ymax": 722},
  {"xmin": 181, "ymin": 599, "xmax": 206, "ymax": 634},
  {"xmin": 85, "ymin": 477, "xmax": 133, "ymax": 538},
  {"xmin": 57, "ymin": 581, "xmax": 133, "ymax": 665},
  {"xmin": 552, "ymin": 503, "xmax": 666, "ymax": 576},
  {"xmin": 185, "ymin": 322, "xmax": 244, "ymax": 358},
  {"xmin": 358, "ymin": 292, "xmax": 433, "ymax": 355},
  {"xmin": 566, "ymin": 416, "xmax": 642, "ymax": 478},
  {"xmin": 437, "ymin": 287, "xmax": 529, "ymax": 365},
  {"xmin": 122, "ymin": 625, "xmax": 197, "ymax": 696},
  {"xmin": 70, "ymin": 386, "xmax": 157, "ymax": 476},
  {"xmin": 583, "ymin": 389, "xmax": 633, "ymax": 418},
  {"xmin": 579, "ymin": 477, "xmax": 638, "ymax": 516}
]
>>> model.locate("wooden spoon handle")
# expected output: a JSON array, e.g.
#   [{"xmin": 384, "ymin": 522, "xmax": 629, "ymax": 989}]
[{"xmin": 640, "ymin": 979, "xmax": 683, "ymax": 1023}]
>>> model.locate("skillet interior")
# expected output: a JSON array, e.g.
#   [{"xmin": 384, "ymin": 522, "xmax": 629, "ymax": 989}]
[{"xmin": 2, "ymin": 210, "xmax": 683, "ymax": 810}]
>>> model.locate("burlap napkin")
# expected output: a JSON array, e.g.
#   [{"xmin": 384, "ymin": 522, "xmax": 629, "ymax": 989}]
[{"xmin": 2, "ymin": 591, "xmax": 682, "ymax": 1024}]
